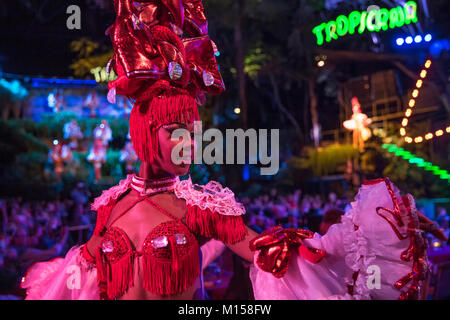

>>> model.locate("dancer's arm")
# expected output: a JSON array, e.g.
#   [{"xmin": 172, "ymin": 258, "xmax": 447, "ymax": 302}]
[{"xmin": 225, "ymin": 227, "xmax": 259, "ymax": 263}]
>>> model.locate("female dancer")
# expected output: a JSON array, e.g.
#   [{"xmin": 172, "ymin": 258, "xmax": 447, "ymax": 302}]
[
  {"xmin": 21, "ymin": 0, "xmax": 445, "ymax": 300},
  {"xmin": 22, "ymin": 0, "xmax": 257, "ymax": 300}
]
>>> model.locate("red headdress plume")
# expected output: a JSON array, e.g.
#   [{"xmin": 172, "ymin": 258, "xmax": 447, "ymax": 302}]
[{"xmin": 107, "ymin": 0, "xmax": 225, "ymax": 162}]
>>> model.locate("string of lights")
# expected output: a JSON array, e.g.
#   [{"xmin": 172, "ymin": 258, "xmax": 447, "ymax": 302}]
[
  {"xmin": 395, "ymin": 33, "xmax": 432, "ymax": 46},
  {"xmin": 382, "ymin": 144, "xmax": 450, "ymax": 183},
  {"xmin": 399, "ymin": 58, "xmax": 450, "ymax": 143}
]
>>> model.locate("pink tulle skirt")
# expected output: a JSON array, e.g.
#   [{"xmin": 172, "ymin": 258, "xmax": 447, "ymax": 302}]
[{"xmin": 21, "ymin": 246, "xmax": 99, "ymax": 300}]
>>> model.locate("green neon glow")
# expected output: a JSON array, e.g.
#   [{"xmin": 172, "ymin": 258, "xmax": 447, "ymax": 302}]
[
  {"xmin": 325, "ymin": 21, "xmax": 339, "ymax": 42},
  {"xmin": 378, "ymin": 8, "xmax": 390, "ymax": 31},
  {"xmin": 336, "ymin": 15, "xmax": 349, "ymax": 36},
  {"xmin": 312, "ymin": 23, "xmax": 326, "ymax": 45},
  {"xmin": 358, "ymin": 12, "xmax": 367, "ymax": 34},
  {"xmin": 381, "ymin": 144, "xmax": 450, "ymax": 184},
  {"xmin": 312, "ymin": 1, "xmax": 418, "ymax": 45},
  {"xmin": 409, "ymin": 158, "xmax": 424, "ymax": 164},
  {"xmin": 405, "ymin": 1, "xmax": 418, "ymax": 24},
  {"xmin": 348, "ymin": 11, "xmax": 361, "ymax": 35},
  {"xmin": 417, "ymin": 162, "xmax": 427, "ymax": 168},
  {"xmin": 366, "ymin": 10, "xmax": 380, "ymax": 32}
]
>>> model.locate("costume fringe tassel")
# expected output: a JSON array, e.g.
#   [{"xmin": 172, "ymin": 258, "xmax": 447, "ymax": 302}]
[
  {"xmin": 142, "ymin": 244, "xmax": 199, "ymax": 296},
  {"xmin": 185, "ymin": 205, "xmax": 247, "ymax": 244}
]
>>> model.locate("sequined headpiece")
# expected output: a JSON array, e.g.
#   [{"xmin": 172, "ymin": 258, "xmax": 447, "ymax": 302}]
[{"xmin": 107, "ymin": 0, "xmax": 225, "ymax": 162}]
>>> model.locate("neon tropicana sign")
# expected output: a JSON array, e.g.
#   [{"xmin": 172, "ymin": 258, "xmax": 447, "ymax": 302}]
[{"xmin": 312, "ymin": 1, "xmax": 418, "ymax": 45}]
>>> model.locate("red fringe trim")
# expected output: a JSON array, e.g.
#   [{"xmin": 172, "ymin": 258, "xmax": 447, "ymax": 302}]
[
  {"xmin": 129, "ymin": 93, "xmax": 199, "ymax": 163},
  {"xmin": 95, "ymin": 248, "xmax": 108, "ymax": 300},
  {"xmin": 185, "ymin": 205, "xmax": 248, "ymax": 244},
  {"xmin": 142, "ymin": 245, "xmax": 199, "ymax": 296},
  {"xmin": 106, "ymin": 252, "xmax": 135, "ymax": 300},
  {"xmin": 93, "ymin": 200, "xmax": 117, "ymax": 237}
]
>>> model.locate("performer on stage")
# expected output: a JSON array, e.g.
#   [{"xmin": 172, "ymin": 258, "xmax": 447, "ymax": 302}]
[
  {"xmin": 21, "ymin": 0, "xmax": 446, "ymax": 301},
  {"xmin": 63, "ymin": 119, "xmax": 84, "ymax": 150},
  {"xmin": 87, "ymin": 138, "xmax": 107, "ymax": 182},
  {"xmin": 48, "ymin": 89, "xmax": 64, "ymax": 113},
  {"xmin": 343, "ymin": 97, "xmax": 372, "ymax": 152},
  {"xmin": 49, "ymin": 140, "xmax": 72, "ymax": 182},
  {"xmin": 93, "ymin": 120, "xmax": 112, "ymax": 147},
  {"xmin": 85, "ymin": 91, "xmax": 100, "ymax": 118}
]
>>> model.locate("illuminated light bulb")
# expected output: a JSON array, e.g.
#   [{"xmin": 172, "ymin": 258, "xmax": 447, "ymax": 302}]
[
  {"xmin": 317, "ymin": 60, "xmax": 325, "ymax": 67},
  {"xmin": 435, "ymin": 129, "xmax": 444, "ymax": 136},
  {"xmin": 424, "ymin": 60, "xmax": 432, "ymax": 68},
  {"xmin": 408, "ymin": 99, "xmax": 415, "ymax": 107},
  {"xmin": 433, "ymin": 241, "xmax": 441, "ymax": 248},
  {"xmin": 396, "ymin": 38, "xmax": 404, "ymax": 46},
  {"xmin": 414, "ymin": 35, "xmax": 422, "ymax": 43},
  {"xmin": 420, "ymin": 70, "xmax": 427, "ymax": 78},
  {"xmin": 416, "ymin": 80, "xmax": 423, "ymax": 88},
  {"xmin": 446, "ymin": 126, "xmax": 450, "ymax": 133},
  {"xmin": 400, "ymin": 128, "xmax": 406, "ymax": 136},
  {"xmin": 412, "ymin": 89, "xmax": 419, "ymax": 98},
  {"xmin": 414, "ymin": 136, "xmax": 423, "ymax": 143},
  {"xmin": 53, "ymin": 140, "xmax": 59, "ymax": 146},
  {"xmin": 425, "ymin": 133, "xmax": 433, "ymax": 140},
  {"xmin": 424, "ymin": 34, "xmax": 432, "ymax": 42},
  {"xmin": 405, "ymin": 137, "xmax": 413, "ymax": 143},
  {"xmin": 402, "ymin": 118, "xmax": 408, "ymax": 127},
  {"xmin": 234, "ymin": 107, "xmax": 241, "ymax": 114},
  {"xmin": 405, "ymin": 36, "xmax": 413, "ymax": 44},
  {"xmin": 405, "ymin": 109, "xmax": 412, "ymax": 117}
]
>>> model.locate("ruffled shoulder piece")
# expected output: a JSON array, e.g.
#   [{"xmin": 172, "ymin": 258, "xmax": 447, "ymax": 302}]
[
  {"xmin": 91, "ymin": 175, "xmax": 133, "ymax": 236},
  {"xmin": 91, "ymin": 175, "xmax": 133, "ymax": 211},
  {"xmin": 174, "ymin": 177, "xmax": 245, "ymax": 216},
  {"xmin": 174, "ymin": 177, "xmax": 247, "ymax": 244}
]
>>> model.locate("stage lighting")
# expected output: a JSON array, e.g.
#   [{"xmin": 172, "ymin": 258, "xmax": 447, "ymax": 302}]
[
  {"xmin": 405, "ymin": 36, "xmax": 413, "ymax": 44},
  {"xmin": 424, "ymin": 34, "xmax": 432, "ymax": 42},
  {"xmin": 414, "ymin": 35, "xmax": 422, "ymax": 43}
]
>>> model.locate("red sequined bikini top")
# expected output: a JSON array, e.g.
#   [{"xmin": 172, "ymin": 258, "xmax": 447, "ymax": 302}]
[
  {"xmin": 91, "ymin": 175, "xmax": 248, "ymax": 300},
  {"xmin": 96, "ymin": 195, "xmax": 199, "ymax": 300}
]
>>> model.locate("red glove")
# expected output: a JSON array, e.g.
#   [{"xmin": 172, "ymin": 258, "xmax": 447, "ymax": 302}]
[{"xmin": 249, "ymin": 226, "xmax": 326, "ymax": 278}]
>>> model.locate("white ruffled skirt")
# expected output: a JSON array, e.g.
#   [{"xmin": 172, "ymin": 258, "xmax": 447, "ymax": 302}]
[{"xmin": 250, "ymin": 179, "xmax": 428, "ymax": 300}]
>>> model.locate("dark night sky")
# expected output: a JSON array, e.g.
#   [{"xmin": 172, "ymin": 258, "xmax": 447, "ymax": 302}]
[
  {"xmin": 0, "ymin": 0, "xmax": 115, "ymax": 77},
  {"xmin": 1, "ymin": 0, "xmax": 449, "ymax": 78}
]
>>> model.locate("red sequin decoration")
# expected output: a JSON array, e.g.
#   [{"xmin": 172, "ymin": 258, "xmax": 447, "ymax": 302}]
[{"xmin": 96, "ymin": 221, "xmax": 199, "ymax": 299}]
